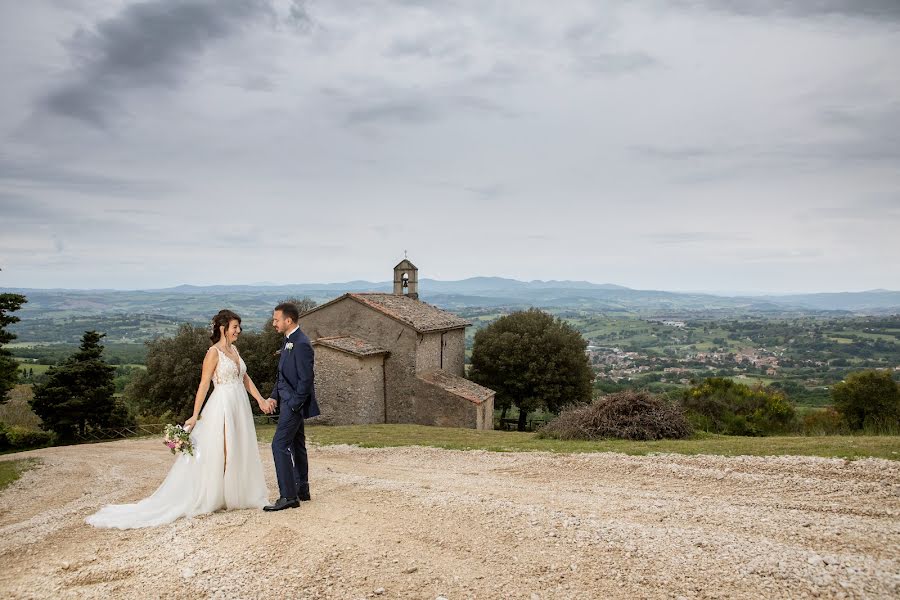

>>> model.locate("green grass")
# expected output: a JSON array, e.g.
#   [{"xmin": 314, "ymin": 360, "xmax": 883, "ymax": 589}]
[
  {"xmin": 15, "ymin": 362, "xmax": 52, "ymax": 376},
  {"xmin": 0, "ymin": 459, "xmax": 39, "ymax": 493},
  {"xmin": 255, "ymin": 424, "xmax": 900, "ymax": 461}
]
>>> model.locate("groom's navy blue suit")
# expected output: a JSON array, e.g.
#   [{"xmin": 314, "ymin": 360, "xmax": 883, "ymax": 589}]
[{"xmin": 271, "ymin": 327, "xmax": 320, "ymax": 500}]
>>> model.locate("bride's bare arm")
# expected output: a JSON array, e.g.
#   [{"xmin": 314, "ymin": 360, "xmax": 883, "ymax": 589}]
[
  {"xmin": 185, "ymin": 348, "xmax": 217, "ymax": 430},
  {"xmin": 234, "ymin": 347, "xmax": 273, "ymax": 413},
  {"xmin": 243, "ymin": 372, "xmax": 268, "ymax": 407}
]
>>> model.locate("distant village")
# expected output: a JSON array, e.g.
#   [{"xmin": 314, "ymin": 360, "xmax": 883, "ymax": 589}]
[{"xmin": 586, "ymin": 319, "xmax": 815, "ymax": 385}]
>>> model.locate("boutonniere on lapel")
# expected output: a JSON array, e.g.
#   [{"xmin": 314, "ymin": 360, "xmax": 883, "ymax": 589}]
[{"xmin": 285, "ymin": 342, "xmax": 294, "ymax": 351}]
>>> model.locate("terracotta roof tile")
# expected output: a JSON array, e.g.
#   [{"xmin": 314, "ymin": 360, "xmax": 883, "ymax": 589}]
[
  {"xmin": 349, "ymin": 293, "xmax": 471, "ymax": 333},
  {"xmin": 313, "ymin": 335, "xmax": 388, "ymax": 357},
  {"xmin": 418, "ymin": 370, "xmax": 495, "ymax": 404}
]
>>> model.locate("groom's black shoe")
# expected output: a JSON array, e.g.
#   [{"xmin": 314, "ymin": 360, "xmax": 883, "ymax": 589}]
[
  {"xmin": 298, "ymin": 490, "xmax": 311, "ymax": 502},
  {"xmin": 263, "ymin": 497, "xmax": 300, "ymax": 511}
]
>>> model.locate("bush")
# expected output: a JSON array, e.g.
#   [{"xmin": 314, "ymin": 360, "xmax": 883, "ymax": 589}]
[
  {"xmin": 3, "ymin": 425, "xmax": 54, "ymax": 450},
  {"xmin": 538, "ymin": 390, "xmax": 692, "ymax": 441},
  {"xmin": 800, "ymin": 408, "xmax": 847, "ymax": 436},
  {"xmin": 831, "ymin": 370, "xmax": 899, "ymax": 431},
  {"xmin": 682, "ymin": 378, "xmax": 796, "ymax": 436}
]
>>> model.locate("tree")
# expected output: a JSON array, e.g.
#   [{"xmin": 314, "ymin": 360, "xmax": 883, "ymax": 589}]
[
  {"xmin": 124, "ymin": 324, "xmax": 211, "ymax": 421},
  {"xmin": 30, "ymin": 331, "xmax": 129, "ymax": 440},
  {"xmin": 681, "ymin": 377, "xmax": 796, "ymax": 436},
  {"xmin": 832, "ymin": 370, "xmax": 899, "ymax": 430},
  {"xmin": 0, "ymin": 294, "xmax": 27, "ymax": 404},
  {"xmin": 469, "ymin": 309, "xmax": 593, "ymax": 431}
]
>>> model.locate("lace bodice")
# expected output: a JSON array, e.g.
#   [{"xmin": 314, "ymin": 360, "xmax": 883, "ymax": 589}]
[{"xmin": 213, "ymin": 347, "xmax": 246, "ymax": 385}]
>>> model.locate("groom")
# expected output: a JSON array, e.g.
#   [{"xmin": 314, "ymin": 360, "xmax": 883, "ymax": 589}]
[{"xmin": 264, "ymin": 302, "xmax": 320, "ymax": 511}]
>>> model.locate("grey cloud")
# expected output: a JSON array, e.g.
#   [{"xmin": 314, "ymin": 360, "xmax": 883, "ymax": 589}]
[
  {"xmin": 460, "ymin": 183, "xmax": 504, "ymax": 201},
  {"xmin": 0, "ymin": 193, "xmax": 160, "ymax": 251},
  {"xmin": 799, "ymin": 196, "xmax": 900, "ymax": 221},
  {"xmin": 343, "ymin": 92, "xmax": 515, "ymax": 129},
  {"xmin": 452, "ymin": 95, "xmax": 517, "ymax": 118},
  {"xmin": 666, "ymin": 0, "xmax": 900, "ymax": 20},
  {"xmin": 0, "ymin": 193, "xmax": 56, "ymax": 222},
  {"xmin": 577, "ymin": 52, "xmax": 659, "ymax": 75},
  {"xmin": 104, "ymin": 208, "xmax": 166, "ymax": 216},
  {"xmin": 0, "ymin": 156, "xmax": 169, "ymax": 196},
  {"xmin": 40, "ymin": 0, "xmax": 272, "ymax": 126},
  {"xmin": 814, "ymin": 103, "xmax": 900, "ymax": 161},
  {"xmin": 238, "ymin": 74, "xmax": 277, "ymax": 92},
  {"xmin": 632, "ymin": 145, "xmax": 720, "ymax": 160},
  {"xmin": 524, "ymin": 233, "xmax": 555, "ymax": 242},
  {"xmin": 287, "ymin": 0, "xmax": 314, "ymax": 31},
  {"xmin": 467, "ymin": 62, "xmax": 526, "ymax": 87},
  {"xmin": 737, "ymin": 248, "xmax": 825, "ymax": 262},
  {"xmin": 633, "ymin": 101, "xmax": 900, "ymax": 183},
  {"xmin": 645, "ymin": 232, "xmax": 750, "ymax": 245},
  {"xmin": 423, "ymin": 180, "xmax": 507, "ymax": 201},
  {"xmin": 389, "ymin": 36, "xmax": 461, "ymax": 60},
  {"xmin": 345, "ymin": 101, "xmax": 440, "ymax": 126}
]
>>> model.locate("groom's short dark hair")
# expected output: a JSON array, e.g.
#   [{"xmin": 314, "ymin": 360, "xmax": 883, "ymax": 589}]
[{"xmin": 275, "ymin": 302, "xmax": 300, "ymax": 323}]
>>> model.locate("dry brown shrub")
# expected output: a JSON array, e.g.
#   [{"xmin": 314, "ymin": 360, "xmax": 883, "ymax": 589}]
[
  {"xmin": 538, "ymin": 390, "xmax": 692, "ymax": 441},
  {"xmin": 0, "ymin": 385, "xmax": 42, "ymax": 429}
]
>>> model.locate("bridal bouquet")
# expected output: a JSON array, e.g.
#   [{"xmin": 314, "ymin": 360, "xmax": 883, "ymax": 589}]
[{"xmin": 163, "ymin": 424, "xmax": 194, "ymax": 456}]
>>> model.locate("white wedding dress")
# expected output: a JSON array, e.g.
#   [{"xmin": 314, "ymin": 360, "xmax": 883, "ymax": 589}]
[{"xmin": 86, "ymin": 348, "xmax": 269, "ymax": 529}]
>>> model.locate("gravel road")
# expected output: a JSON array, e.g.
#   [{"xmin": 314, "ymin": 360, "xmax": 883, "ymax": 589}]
[{"xmin": 0, "ymin": 438, "xmax": 898, "ymax": 599}]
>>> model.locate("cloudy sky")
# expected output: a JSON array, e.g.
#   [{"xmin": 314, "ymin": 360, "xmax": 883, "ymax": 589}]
[{"xmin": 1, "ymin": 0, "xmax": 898, "ymax": 293}]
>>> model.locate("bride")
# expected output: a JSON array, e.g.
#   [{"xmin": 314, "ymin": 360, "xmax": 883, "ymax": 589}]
[{"xmin": 87, "ymin": 310, "xmax": 273, "ymax": 529}]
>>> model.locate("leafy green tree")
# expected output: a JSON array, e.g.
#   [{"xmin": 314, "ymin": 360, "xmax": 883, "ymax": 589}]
[
  {"xmin": 124, "ymin": 324, "xmax": 211, "ymax": 421},
  {"xmin": 469, "ymin": 308, "xmax": 593, "ymax": 431},
  {"xmin": 832, "ymin": 370, "xmax": 899, "ymax": 431},
  {"xmin": 30, "ymin": 331, "xmax": 129, "ymax": 440},
  {"xmin": 682, "ymin": 377, "xmax": 796, "ymax": 436},
  {"xmin": 0, "ymin": 294, "xmax": 27, "ymax": 404}
]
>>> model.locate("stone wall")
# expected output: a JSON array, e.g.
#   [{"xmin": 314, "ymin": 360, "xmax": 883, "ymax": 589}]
[
  {"xmin": 299, "ymin": 298, "xmax": 417, "ymax": 423},
  {"xmin": 411, "ymin": 378, "xmax": 478, "ymax": 428},
  {"xmin": 311, "ymin": 346, "xmax": 384, "ymax": 425},
  {"xmin": 440, "ymin": 329, "xmax": 466, "ymax": 377},
  {"xmin": 415, "ymin": 332, "xmax": 441, "ymax": 374},
  {"xmin": 476, "ymin": 394, "xmax": 494, "ymax": 430},
  {"xmin": 413, "ymin": 329, "xmax": 466, "ymax": 377},
  {"xmin": 410, "ymin": 378, "xmax": 495, "ymax": 430}
]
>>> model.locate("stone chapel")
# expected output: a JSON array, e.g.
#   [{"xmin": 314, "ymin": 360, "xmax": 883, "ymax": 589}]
[{"xmin": 297, "ymin": 259, "xmax": 496, "ymax": 429}]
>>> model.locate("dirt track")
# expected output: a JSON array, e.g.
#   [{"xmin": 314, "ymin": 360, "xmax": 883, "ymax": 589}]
[{"xmin": 0, "ymin": 438, "xmax": 898, "ymax": 599}]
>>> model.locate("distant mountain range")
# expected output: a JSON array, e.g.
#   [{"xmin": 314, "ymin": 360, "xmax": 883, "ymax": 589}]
[{"xmin": 6, "ymin": 279, "xmax": 900, "ymax": 325}]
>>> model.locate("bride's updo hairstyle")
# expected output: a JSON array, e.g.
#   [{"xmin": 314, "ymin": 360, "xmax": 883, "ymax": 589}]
[{"xmin": 210, "ymin": 310, "xmax": 242, "ymax": 343}]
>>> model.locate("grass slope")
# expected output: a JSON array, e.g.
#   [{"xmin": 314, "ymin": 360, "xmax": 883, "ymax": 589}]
[{"xmin": 0, "ymin": 459, "xmax": 39, "ymax": 493}]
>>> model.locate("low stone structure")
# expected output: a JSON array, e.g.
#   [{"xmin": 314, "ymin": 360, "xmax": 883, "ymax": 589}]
[{"xmin": 299, "ymin": 260, "xmax": 495, "ymax": 429}]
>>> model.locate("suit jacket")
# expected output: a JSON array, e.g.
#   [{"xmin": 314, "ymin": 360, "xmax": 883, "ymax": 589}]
[{"xmin": 272, "ymin": 328, "xmax": 320, "ymax": 419}]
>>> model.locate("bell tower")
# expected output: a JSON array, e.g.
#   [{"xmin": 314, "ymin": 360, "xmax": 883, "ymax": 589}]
[{"xmin": 393, "ymin": 255, "xmax": 418, "ymax": 300}]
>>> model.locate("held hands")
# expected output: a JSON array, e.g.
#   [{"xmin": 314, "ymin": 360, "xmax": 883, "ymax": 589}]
[{"xmin": 259, "ymin": 398, "xmax": 277, "ymax": 414}]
